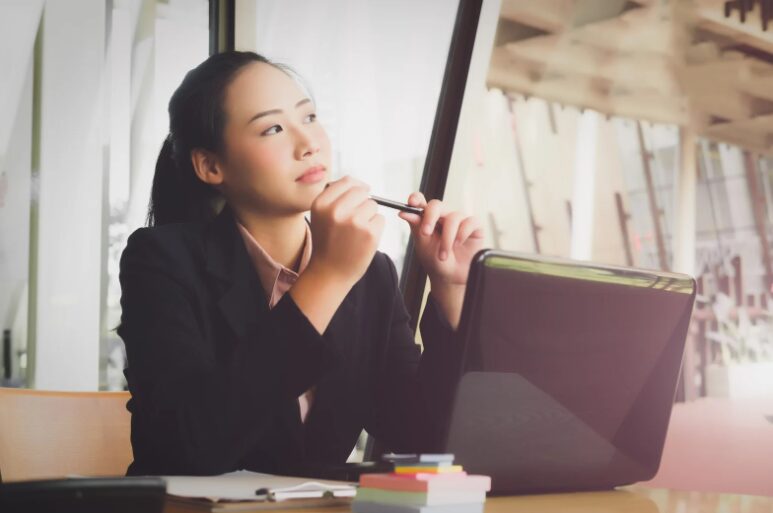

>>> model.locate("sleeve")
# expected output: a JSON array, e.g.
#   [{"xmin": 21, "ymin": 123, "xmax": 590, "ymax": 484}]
[
  {"xmin": 363, "ymin": 253, "xmax": 462, "ymax": 454},
  {"xmin": 118, "ymin": 228, "xmax": 333, "ymax": 475}
]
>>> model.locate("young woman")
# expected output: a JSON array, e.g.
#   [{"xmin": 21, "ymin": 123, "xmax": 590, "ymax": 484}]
[{"xmin": 117, "ymin": 50, "xmax": 485, "ymax": 477}]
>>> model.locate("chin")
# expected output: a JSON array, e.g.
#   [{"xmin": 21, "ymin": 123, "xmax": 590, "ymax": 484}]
[{"xmin": 292, "ymin": 197, "xmax": 316, "ymax": 214}]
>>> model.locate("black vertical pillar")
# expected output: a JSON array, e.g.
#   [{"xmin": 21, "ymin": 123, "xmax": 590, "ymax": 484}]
[
  {"xmin": 399, "ymin": 0, "xmax": 483, "ymax": 334},
  {"xmin": 209, "ymin": 0, "xmax": 235, "ymax": 55},
  {"xmin": 3, "ymin": 329, "xmax": 11, "ymax": 381}
]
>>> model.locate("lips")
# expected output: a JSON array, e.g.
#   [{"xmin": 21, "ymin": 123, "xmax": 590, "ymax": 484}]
[{"xmin": 297, "ymin": 165, "xmax": 326, "ymax": 181}]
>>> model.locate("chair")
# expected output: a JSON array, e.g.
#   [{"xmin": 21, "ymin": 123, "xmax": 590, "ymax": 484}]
[{"xmin": 0, "ymin": 387, "xmax": 132, "ymax": 482}]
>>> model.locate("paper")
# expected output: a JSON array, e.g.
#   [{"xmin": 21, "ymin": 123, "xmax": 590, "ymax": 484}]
[{"xmin": 163, "ymin": 470, "xmax": 357, "ymax": 502}]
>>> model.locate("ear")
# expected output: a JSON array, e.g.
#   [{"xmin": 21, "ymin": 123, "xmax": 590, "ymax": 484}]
[{"xmin": 190, "ymin": 148, "xmax": 225, "ymax": 186}]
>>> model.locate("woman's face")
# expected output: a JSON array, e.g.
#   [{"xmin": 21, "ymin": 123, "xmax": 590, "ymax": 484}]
[{"xmin": 218, "ymin": 61, "xmax": 331, "ymax": 216}]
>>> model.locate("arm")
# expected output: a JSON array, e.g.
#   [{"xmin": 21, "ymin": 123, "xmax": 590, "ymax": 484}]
[
  {"xmin": 118, "ymin": 229, "xmax": 341, "ymax": 474},
  {"xmin": 427, "ymin": 281, "xmax": 465, "ymax": 331},
  {"xmin": 288, "ymin": 260, "xmax": 353, "ymax": 337},
  {"xmin": 363, "ymin": 253, "xmax": 461, "ymax": 454}
]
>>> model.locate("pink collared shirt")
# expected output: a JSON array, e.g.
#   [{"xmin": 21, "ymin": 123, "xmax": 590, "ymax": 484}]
[{"xmin": 235, "ymin": 218, "xmax": 315, "ymax": 423}]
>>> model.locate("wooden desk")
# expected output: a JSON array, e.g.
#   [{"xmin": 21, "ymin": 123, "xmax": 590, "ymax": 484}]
[
  {"xmin": 163, "ymin": 486, "xmax": 773, "ymax": 513},
  {"xmin": 641, "ymin": 397, "xmax": 773, "ymax": 496}
]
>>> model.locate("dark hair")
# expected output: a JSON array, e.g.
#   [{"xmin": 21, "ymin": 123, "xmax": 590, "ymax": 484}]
[{"xmin": 147, "ymin": 50, "xmax": 306, "ymax": 226}]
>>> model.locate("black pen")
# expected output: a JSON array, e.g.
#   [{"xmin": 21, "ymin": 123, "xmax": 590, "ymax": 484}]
[
  {"xmin": 323, "ymin": 183, "xmax": 441, "ymax": 227},
  {"xmin": 369, "ymin": 195, "xmax": 445, "ymax": 232},
  {"xmin": 369, "ymin": 194, "xmax": 424, "ymax": 216}
]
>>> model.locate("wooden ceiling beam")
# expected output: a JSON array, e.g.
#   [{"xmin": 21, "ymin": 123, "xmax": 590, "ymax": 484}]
[
  {"xmin": 486, "ymin": 60, "xmax": 689, "ymax": 126},
  {"xmin": 678, "ymin": 57, "xmax": 773, "ymax": 115},
  {"xmin": 503, "ymin": 36, "xmax": 681, "ymax": 95},
  {"xmin": 706, "ymin": 113, "xmax": 773, "ymax": 134},
  {"xmin": 694, "ymin": 0, "xmax": 773, "ymax": 55},
  {"xmin": 568, "ymin": 6, "xmax": 680, "ymax": 56},
  {"xmin": 490, "ymin": 0, "xmax": 773, "ymax": 155},
  {"xmin": 737, "ymin": 59, "xmax": 773, "ymax": 101},
  {"xmin": 701, "ymin": 130, "xmax": 773, "ymax": 156},
  {"xmin": 689, "ymin": 90, "xmax": 773, "ymax": 120},
  {"xmin": 490, "ymin": 63, "xmax": 773, "ymax": 156},
  {"xmin": 677, "ymin": 56, "xmax": 752, "ymax": 95},
  {"xmin": 499, "ymin": 0, "xmax": 576, "ymax": 33},
  {"xmin": 686, "ymin": 41, "xmax": 723, "ymax": 63}
]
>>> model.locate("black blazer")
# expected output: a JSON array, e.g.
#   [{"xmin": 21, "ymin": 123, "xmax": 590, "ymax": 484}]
[{"xmin": 117, "ymin": 205, "xmax": 461, "ymax": 476}]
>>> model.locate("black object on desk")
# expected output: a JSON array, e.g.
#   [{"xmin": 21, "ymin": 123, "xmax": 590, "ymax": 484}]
[
  {"xmin": 0, "ymin": 476, "xmax": 166, "ymax": 513},
  {"xmin": 298, "ymin": 461, "xmax": 394, "ymax": 482}
]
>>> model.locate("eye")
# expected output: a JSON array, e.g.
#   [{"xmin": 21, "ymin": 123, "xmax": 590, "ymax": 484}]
[
  {"xmin": 262, "ymin": 124, "xmax": 283, "ymax": 136},
  {"xmin": 304, "ymin": 113, "xmax": 317, "ymax": 123}
]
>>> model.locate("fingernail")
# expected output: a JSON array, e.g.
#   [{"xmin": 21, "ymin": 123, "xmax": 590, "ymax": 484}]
[
  {"xmin": 423, "ymin": 223, "xmax": 432, "ymax": 235},
  {"xmin": 440, "ymin": 250, "xmax": 448, "ymax": 260}
]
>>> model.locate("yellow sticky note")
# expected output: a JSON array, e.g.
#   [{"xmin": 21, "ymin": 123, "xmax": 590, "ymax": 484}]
[{"xmin": 394, "ymin": 465, "xmax": 464, "ymax": 474}]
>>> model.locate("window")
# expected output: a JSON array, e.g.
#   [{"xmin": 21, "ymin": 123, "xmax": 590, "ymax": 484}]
[{"xmin": 0, "ymin": 0, "xmax": 209, "ymax": 390}]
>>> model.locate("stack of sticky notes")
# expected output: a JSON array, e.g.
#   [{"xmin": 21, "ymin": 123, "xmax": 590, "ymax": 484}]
[{"xmin": 351, "ymin": 454, "xmax": 491, "ymax": 513}]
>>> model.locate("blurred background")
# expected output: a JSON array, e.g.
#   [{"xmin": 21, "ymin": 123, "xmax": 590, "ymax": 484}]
[{"xmin": 0, "ymin": 0, "xmax": 772, "ymax": 496}]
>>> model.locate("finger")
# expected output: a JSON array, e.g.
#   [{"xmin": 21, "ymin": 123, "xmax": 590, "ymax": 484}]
[
  {"xmin": 456, "ymin": 216, "xmax": 484, "ymax": 244},
  {"xmin": 407, "ymin": 191, "xmax": 427, "ymax": 208},
  {"xmin": 368, "ymin": 212, "xmax": 386, "ymax": 239},
  {"xmin": 397, "ymin": 209, "xmax": 422, "ymax": 227},
  {"xmin": 419, "ymin": 199, "xmax": 444, "ymax": 236},
  {"xmin": 352, "ymin": 198, "xmax": 379, "ymax": 227},
  {"xmin": 317, "ymin": 176, "xmax": 352, "ymax": 208},
  {"xmin": 439, "ymin": 212, "xmax": 464, "ymax": 259},
  {"xmin": 331, "ymin": 184, "xmax": 370, "ymax": 220},
  {"xmin": 319, "ymin": 175, "xmax": 367, "ymax": 206},
  {"xmin": 397, "ymin": 212, "xmax": 424, "ymax": 243}
]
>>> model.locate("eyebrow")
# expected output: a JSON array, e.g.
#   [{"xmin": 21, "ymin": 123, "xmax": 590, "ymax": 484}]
[{"xmin": 247, "ymin": 98, "xmax": 312, "ymax": 125}]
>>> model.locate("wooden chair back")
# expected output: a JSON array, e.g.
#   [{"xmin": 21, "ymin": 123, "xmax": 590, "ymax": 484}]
[{"xmin": 0, "ymin": 387, "xmax": 132, "ymax": 482}]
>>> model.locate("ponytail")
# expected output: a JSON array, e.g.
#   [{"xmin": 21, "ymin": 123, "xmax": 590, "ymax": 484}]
[{"xmin": 146, "ymin": 136, "xmax": 218, "ymax": 226}]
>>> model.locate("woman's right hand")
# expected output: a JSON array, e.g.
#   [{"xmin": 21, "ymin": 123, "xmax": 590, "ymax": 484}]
[{"xmin": 307, "ymin": 175, "xmax": 384, "ymax": 287}]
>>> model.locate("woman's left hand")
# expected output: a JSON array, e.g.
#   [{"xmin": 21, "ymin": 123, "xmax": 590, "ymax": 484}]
[{"xmin": 397, "ymin": 192, "xmax": 485, "ymax": 289}]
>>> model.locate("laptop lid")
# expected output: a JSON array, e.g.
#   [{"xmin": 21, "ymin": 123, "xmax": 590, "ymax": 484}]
[{"xmin": 442, "ymin": 249, "xmax": 696, "ymax": 495}]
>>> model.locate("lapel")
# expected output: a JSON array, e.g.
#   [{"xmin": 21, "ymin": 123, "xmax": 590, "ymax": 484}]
[
  {"xmin": 204, "ymin": 204, "xmax": 268, "ymax": 346},
  {"xmin": 203, "ymin": 206, "xmax": 360, "ymax": 463}
]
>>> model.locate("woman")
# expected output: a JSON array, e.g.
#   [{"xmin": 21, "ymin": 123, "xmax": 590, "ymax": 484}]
[{"xmin": 117, "ymin": 50, "xmax": 484, "ymax": 477}]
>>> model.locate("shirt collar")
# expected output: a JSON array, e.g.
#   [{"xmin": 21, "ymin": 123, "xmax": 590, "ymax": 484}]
[{"xmin": 235, "ymin": 218, "xmax": 313, "ymax": 297}]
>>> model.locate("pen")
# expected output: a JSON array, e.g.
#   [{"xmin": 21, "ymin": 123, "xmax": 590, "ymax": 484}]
[
  {"xmin": 368, "ymin": 194, "xmax": 444, "ymax": 231},
  {"xmin": 323, "ymin": 183, "xmax": 437, "ymax": 219},
  {"xmin": 323, "ymin": 183, "xmax": 442, "ymax": 230},
  {"xmin": 369, "ymin": 194, "xmax": 424, "ymax": 215}
]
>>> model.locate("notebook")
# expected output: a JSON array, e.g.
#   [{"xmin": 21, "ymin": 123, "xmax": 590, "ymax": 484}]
[{"xmin": 162, "ymin": 470, "xmax": 357, "ymax": 511}]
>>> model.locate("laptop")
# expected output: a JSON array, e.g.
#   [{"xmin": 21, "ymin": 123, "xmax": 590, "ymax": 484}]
[{"xmin": 440, "ymin": 249, "xmax": 696, "ymax": 495}]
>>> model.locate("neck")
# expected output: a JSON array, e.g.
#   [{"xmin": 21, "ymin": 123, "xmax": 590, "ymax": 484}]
[{"xmin": 231, "ymin": 204, "xmax": 308, "ymax": 271}]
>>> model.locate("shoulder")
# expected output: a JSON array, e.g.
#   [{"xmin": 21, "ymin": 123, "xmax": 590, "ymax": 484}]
[
  {"xmin": 120, "ymin": 222, "xmax": 208, "ymax": 279},
  {"xmin": 124, "ymin": 221, "xmax": 205, "ymax": 250},
  {"xmin": 123, "ymin": 222, "xmax": 206, "ymax": 258}
]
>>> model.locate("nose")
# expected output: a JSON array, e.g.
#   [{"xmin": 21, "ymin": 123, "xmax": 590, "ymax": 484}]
[{"xmin": 295, "ymin": 127, "xmax": 320, "ymax": 160}]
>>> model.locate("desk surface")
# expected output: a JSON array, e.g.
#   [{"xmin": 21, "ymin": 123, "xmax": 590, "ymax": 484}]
[{"xmin": 163, "ymin": 486, "xmax": 773, "ymax": 513}]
